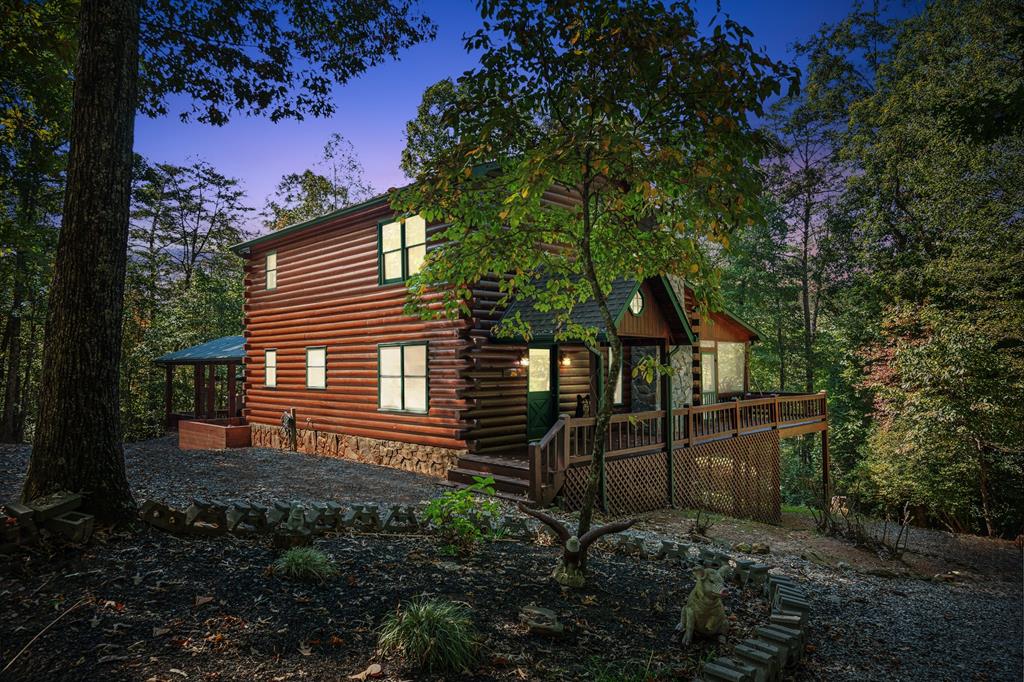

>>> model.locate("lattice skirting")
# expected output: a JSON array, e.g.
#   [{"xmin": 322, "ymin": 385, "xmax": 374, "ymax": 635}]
[
  {"xmin": 558, "ymin": 431, "xmax": 781, "ymax": 523},
  {"xmin": 561, "ymin": 451, "xmax": 670, "ymax": 516},
  {"xmin": 673, "ymin": 430, "xmax": 781, "ymax": 524}
]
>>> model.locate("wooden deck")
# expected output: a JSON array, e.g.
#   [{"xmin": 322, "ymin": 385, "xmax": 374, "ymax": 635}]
[{"xmin": 527, "ymin": 392, "xmax": 828, "ymax": 505}]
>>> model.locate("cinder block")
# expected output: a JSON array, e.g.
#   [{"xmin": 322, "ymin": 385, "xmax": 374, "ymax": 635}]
[
  {"xmin": 756, "ymin": 625, "xmax": 803, "ymax": 666},
  {"xmin": 734, "ymin": 642, "xmax": 780, "ymax": 682},
  {"xmin": 27, "ymin": 492, "xmax": 82, "ymax": 521},
  {"xmin": 702, "ymin": 658, "xmax": 756, "ymax": 682},
  {"xmin": 43, "ymin": 511, "xmax": 94, "ymax": 543},
  {"xmin": 769, "ymin": 612, "xmax": 804, "ymax": 632},
  {"xmin": 744, "ymin": 638, "xmax": 786, "ymax": 670}
]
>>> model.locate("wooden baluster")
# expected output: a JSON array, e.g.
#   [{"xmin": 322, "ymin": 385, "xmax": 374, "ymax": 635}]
[{"xmin": 734, "ymin": 399, "xmax": 741, "ymax": 436}]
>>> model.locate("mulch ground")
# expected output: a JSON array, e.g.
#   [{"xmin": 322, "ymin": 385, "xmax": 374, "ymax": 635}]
[
  {"xmin": 2, "ymin": 439, "xmax": 1022, "ymax": 681},
  {"xmin": 1, "ymin": 528, "xmax": 761, "ymax": 681}
]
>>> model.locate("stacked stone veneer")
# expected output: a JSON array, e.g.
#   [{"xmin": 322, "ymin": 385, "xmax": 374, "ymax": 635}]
[{"xmin": 250, "ymin": 424, "xmax": 463, "ymax": 478}]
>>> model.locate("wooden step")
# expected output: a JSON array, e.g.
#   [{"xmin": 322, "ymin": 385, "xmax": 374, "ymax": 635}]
[
  {"xmin": 455, "ymin": 453, "xmax": 529, "ymax": 480},
  {"xmin": 438, "ymin": 479, "xmax": 528, "ymax": 503},
  {"xmin": 447, "ymin": 467, "xmax": 530, "ymax": 495}
]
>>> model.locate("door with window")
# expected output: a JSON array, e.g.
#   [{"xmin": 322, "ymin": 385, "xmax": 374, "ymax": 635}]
[
  {"xmin": 526, "ymin": 347, "xmax": 556, "ymax": 440},
  {"xmin": 701, "ymin": 352, "xmax": 718, "ymax": 405}
]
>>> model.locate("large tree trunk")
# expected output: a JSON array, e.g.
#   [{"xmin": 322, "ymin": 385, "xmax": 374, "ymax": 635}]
[
  {"xmin": 0, "ymin": 253, "xmax": 24, "ymax": 443},
  {"xmin": 22, "ymin": 0, "xmax": 140, "ymax": 522}
]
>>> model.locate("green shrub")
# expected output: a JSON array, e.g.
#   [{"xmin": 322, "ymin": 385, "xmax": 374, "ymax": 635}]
[
  {"xmin": 272, "ymin": 547, "xmax": 339, "ymax": 582},
  {"xmin": 377, "ymin": 597, "xmax": 477, "ymax": 673},
  {"xmin": 423, "ymin": 476, "xmax": 501, "ymax": 551}
]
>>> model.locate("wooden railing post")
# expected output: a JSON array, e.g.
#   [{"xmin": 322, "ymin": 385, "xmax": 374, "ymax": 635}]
[
  {"xmin": 734, "ymin": 398, "xmax": 741, "ymax": 437},
  {"xmin": 529, "ymin": 441, "xmax": 542, "ymax": 502},
  {"xmin": 560, "ymin": 414, "xmax": 571, "ymax": 470}
]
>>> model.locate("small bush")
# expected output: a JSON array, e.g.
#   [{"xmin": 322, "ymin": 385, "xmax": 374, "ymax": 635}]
[
  {"xmin": 377, "ymin": 597, "xmax": 477, "ymax": 673},
  {"xmin": 272, "ymin": 547, "xmax": 339, "ymax": 582},
  {"xmin": 423, "ymin": 476, "xmax": 501, "ymax": 551}
]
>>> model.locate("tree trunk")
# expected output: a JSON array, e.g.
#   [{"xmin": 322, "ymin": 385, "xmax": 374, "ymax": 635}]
[
  {"xmin": 0, "ymin": 251, "xmax": 25, "ymax": 442},
  {"xmin": 22, "ymin": 0, "xmax": 140, "ymax": 522}
]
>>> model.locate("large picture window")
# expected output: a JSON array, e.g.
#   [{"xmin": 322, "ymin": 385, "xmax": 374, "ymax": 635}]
[
  {"xmin": 306, "ymin": 347, "xmax": 326, "ymax": 389},
  {"xmin": 265, "ymin": 349, "xmax": 277, "ymax": 387},
  {"xmin": 379, "ymin": 214, "xmax": 426, "ymax": 284},
  {"xmin": 378, "ymin": 343, "xmax": 428, "ymax": 412},
  {"xmin": 717, "ymin": 341, "xmax": 745, "ymax": 394}
]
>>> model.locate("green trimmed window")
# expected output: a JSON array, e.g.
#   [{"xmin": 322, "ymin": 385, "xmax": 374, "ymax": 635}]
[
  {"xmin": 378, "ymin": 343, "xmax": 428, "ymax": 412},
  {"xmin": 629, "ymin": 290, "xmax": 644, "ymax": 315},
  {"xmin": 265, "ymin": 349, "xmax": 277, "ymax": 387},
  {"xmin": 306, "ymin": 347, "xmax": 326, "ymax": 389},
  {"xmin": 379, "ymin": 214, "xmax": 426, "ymax": 284},
  {"xmin": 612, "ymin": 354, "xmax": 624, "ymax": 405},
  {"xmin": 265, "ymin": 251, "xmax": 278, "ymax": 290}
]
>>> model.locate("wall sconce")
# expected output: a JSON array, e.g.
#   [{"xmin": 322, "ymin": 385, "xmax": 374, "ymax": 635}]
[
  {"xmin": 560, "ymin": 353, "xmax": 572, "ymax": 367},
  {"xmin": 519, "ymin": 353, "xmax": 530, "ymax": 367}
]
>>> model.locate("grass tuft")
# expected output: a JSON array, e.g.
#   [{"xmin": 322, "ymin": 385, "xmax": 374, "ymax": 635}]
[
  {"xmin": 272, "ymin": 547, "xmax": 339, "ymax": 582},
  {"xmin": 377, "ymin": 596, "xmax": 477, "ymax": 673}
]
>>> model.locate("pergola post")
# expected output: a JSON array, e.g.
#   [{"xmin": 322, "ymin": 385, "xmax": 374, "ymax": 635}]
[
  {"xmin": 164, "ymin": 364, "xmax": 173, "ymax": 431},
  {"xmin": 206, "ymin": 364, "xmax": 216, "ymax": 418},
  {"xmin": 193, "ymin": 364, "xmax": 203, "ymax": 418},
  {"xmin": 227, "ymin": 362, "xmax": 237, "ymax": 418}
]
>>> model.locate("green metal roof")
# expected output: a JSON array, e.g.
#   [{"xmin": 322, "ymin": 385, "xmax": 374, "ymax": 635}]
[{"xmin": 155, "ymin": 335, "xmax": 245, "ymax": 365}]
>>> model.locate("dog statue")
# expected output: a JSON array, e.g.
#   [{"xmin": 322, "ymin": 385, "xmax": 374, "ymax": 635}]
[{"xmin": 676, "ymin": 565, "xmax": 730, "ymax": 646}]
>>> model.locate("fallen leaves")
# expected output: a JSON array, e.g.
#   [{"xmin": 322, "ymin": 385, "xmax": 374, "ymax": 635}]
[{"xmin": 194, "ymin": 595, "xmax": 214, "ymax": 608}]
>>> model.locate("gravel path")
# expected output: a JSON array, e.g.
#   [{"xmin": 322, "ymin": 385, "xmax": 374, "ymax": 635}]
[
  {"xmin": 0, "ymin": 437, "xmax": 448, "ymax": 508},
  {"xmin": 2, "ymin": 438, "xmax": 1021, "ymax": 681}
]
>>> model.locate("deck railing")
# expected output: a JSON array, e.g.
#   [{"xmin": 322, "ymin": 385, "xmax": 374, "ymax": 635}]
[{"xmin": 529, "ymin": 392, "xmax": 828, "ymax": 487}]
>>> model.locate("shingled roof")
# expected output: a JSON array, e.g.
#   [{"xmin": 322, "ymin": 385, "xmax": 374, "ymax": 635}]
[{"xmin": 496, "ymin": 275, "xmax": 693, "ymax": 343}]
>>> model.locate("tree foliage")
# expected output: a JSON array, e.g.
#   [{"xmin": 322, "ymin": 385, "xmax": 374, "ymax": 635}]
[
  {"xmin": 264, "ymin": 133, "xmax": 374, "ymax": 230},
  {"xmin": 396, "ymin": 0, "xmax": 795, "ymax": 575}
]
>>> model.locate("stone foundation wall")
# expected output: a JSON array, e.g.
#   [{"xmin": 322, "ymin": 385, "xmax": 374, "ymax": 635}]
[{"xmin": 249, "ymin": 423, "xmax": 463, "ymax": 478}]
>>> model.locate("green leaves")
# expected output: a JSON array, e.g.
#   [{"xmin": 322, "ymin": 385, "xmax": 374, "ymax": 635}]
[{"xmin": 137, "ymin": 0, "xmax": 436, "ymax": 125}]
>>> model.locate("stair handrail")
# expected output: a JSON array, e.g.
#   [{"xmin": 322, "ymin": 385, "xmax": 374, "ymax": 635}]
[{"xmin": 528, "ymin": 414, "xmax": 570, "ymax": 503}]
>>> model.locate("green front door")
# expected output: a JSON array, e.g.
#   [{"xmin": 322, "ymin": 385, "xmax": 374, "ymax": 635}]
[
  {"xmin": 701, "ymin": 352, "xmax": 718, "ymax": 405},
  {"xmin": 526, "ymin": 347, "xmax": 556, "ymax": 440}
]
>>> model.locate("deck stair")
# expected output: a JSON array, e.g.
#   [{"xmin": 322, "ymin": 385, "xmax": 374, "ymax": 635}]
[{"xmin": 446, "ymin": 453, "xmax": 531, "ymax": 498}]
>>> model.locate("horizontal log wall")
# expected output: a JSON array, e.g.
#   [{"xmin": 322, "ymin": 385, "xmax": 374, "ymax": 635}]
[{"xmin": 243, "ymin": 200, "xmax": 471, "ymax": 450}]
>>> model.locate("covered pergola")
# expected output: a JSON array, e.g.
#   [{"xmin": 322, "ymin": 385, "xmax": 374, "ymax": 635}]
[{"xmin": 154, "ymin": 335, "xmax": 245, "ymax": 431}]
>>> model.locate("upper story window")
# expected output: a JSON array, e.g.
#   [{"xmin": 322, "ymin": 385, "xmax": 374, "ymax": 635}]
[
  {"xmin": 629, "ymin": 290, "xmax": 644, "ymax": 316},
  {"xmin": 265, "ymin": 251, "xmax": 278, "ymax": 290},
  {"xmin": 306, "ymin": 347, "xmax": 326, "ymax": 389},
  {"xmin": 378, "ymin": 343, "xmax": 428, "ymax": 413},
  {"xmin": 379, "ymin": 214, "xmax": 426, "ymax": 284},
  {"xmin": 265, "ymin": 349, "xmax": 277, "ymax": 387}
]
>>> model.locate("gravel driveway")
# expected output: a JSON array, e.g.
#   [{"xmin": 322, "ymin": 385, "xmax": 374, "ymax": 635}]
[{"xmin": 0, "ymin": 437, "xmax": 448, "ymax": 508}]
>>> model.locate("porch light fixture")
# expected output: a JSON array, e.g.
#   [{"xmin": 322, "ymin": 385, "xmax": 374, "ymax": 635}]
[
  {"xmin": 560, "ymin": 353, "xmax": 572, "ymax": 367},
  {"xmin": 519, "ymin": 353, "xmax": 530, "ymax": 367}
]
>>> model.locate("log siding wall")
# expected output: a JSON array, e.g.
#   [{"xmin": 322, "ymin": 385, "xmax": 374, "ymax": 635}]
[{"xmin": 242, "ymin": 200, "xmax": 471, "ymax": 450}]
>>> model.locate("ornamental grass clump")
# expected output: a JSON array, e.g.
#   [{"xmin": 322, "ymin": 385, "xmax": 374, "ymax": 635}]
[
  {"xmin": 377, "ymin": 597, "xmax": 477, "ymax": 673},
  {"xmin": 272, "ymin": 547, "xmax": 339, "ymax": 582}
]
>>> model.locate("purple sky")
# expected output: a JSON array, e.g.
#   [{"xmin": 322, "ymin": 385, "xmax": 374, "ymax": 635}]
[{"xmin": 133, "ymin": 0, "xmax": 859, "ymax": 224}]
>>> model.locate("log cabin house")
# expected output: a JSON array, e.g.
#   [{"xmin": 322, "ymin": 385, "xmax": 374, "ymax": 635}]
[{"xmin": 164, "ymin": 190, "xmax": 829, "ymax": 520}]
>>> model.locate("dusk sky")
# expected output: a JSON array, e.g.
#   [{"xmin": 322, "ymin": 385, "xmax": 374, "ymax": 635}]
[{"xmin": 133, "ymin": 0, "xmax": 860, "ymax": 228}]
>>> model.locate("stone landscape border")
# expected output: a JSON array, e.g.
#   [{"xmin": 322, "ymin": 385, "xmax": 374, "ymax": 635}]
[{"xmin": 2, "ymin": 494, "xmax": 813, "ymax": 681}]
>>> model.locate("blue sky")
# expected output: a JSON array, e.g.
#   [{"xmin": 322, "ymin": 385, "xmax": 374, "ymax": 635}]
[{"xmin": 133, "ymin": 0, "xmax": 859, "ymax": 218}]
